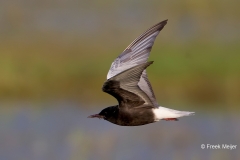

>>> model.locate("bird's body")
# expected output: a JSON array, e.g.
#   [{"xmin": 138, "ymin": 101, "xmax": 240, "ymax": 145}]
[
  {"xmin": 99, "ymin": 105, "xmax": 155, "ymax": 126},
  {"xmin": 88, "ymin": 20, "xmax": 194, "ymax": 126}
]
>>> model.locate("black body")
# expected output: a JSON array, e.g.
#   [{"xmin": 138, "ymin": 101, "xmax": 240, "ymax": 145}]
[{"xmin": 99, "ymin": 105, "xmax": 155, "ymax": 126}]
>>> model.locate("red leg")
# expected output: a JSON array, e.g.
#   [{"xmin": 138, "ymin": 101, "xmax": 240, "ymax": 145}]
[{"xmin": 163, "ymin": 118, "xmax": 178, "ymax": 121}]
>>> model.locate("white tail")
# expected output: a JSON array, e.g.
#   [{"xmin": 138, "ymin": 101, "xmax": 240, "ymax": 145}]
[{"xmin": 152, "ymin": 106, "xmax": 195, "ymax": 121}]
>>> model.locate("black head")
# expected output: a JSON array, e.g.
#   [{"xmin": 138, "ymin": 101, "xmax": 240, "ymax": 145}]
[{"xmin": 88, "ymin": 106, "xmax": 118, "ymax": 121}]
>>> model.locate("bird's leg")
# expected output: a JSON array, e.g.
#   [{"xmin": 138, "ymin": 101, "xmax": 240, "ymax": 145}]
[{"xmin": 163, "ymin": 118, "xmax": 178, "ymax": 121}]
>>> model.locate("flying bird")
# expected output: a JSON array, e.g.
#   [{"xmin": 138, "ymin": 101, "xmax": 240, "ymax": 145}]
[{"xmin": 88, "ymin": 20, "xmax": 194, "ymax": 126}]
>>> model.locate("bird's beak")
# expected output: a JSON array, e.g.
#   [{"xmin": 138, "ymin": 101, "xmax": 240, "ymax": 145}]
[{"xmin": 88, "ymin": 114, "xmax": 105, "ymax": 119}]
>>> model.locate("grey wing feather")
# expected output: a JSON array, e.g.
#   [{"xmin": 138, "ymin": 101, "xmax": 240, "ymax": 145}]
[
  {"xmin": 138, "ymin": 70, "xmax": 158, "ymax": 107},
  {"xmin": 109, "ymin": 61, "xmax": 154, "ymax": 107},
  {"xmin": 107, "ymin": 20, "xmax": 168, "ymax": 79}
]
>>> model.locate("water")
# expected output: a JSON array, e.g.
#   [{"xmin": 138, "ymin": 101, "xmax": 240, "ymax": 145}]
[{"xmin": 0, "ymin": 102, "xmax": 239, "ymax": 160}]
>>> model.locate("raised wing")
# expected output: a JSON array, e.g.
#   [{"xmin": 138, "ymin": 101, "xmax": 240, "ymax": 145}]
[
  {"xmin": 107, "ymin": 19, "xmax": 167, "ymax": 79},
  {"xmin": 106, "ymin": 20, "xmax": 167, "ymax": 107},
  {"xmin": 103, "ymin": 62, "xmax": 154, "ymax": 108}
]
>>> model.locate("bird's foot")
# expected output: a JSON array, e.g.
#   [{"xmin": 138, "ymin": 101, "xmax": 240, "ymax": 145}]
[{"xmin": 163, "ymin": 118, "xmax": 178, "ymax": 121}]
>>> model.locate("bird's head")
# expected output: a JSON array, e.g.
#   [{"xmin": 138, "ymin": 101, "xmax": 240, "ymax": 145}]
[{"xmin": 88, "ymin": 105, "xmax": 118, "ymax": 121}]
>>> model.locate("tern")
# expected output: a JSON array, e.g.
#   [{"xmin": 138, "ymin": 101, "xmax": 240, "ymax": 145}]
[{"xmin": 88, "ymin": 20, "xmax": 194, "ymax": 126}]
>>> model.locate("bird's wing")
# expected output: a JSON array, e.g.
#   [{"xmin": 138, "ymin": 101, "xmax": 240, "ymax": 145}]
[
  {"xmin": 107, "ymin": 19, "xmax": 167, "ymax": 79},
  {"xmin": 103, "ymin": 62, "xmax": 154, "ymax": 108},
  {"xmin": 106, "ymin": 20, "xmax": 167, "ymax": 107}
]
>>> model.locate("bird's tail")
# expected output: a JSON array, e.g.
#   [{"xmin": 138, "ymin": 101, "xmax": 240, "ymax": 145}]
[{"xmin": 153, "ymin": 106, "xmax": 195, "ymax": 121}]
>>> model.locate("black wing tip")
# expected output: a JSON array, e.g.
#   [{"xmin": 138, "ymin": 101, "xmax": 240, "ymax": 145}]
[
  {"xmin": 144, "ymin": 61, "xmax": 154, "ymax": 68},
  {"xmin": 160, "ymin": 19, "xmax": 168, "ymax": 25},
  {"xmin": 148, "ymin": 61, "xmax": 154, "ymax": 65},
  {"xmin": 162, "ymin": 19, "xmax": 168, "ymax": 23},
  {"xmin": 155, "ymin": 19, "xmax": 168, "ymax": 30}
]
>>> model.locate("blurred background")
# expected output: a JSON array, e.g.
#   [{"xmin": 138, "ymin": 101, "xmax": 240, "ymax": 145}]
[{"xmin": 0, "ymin": 0, "xmax": 240, "ymax": 160}]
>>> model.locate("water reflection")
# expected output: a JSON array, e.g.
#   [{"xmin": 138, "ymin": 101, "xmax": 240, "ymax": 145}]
[{"xmin": 0, "ymin": 102, "xmax": 239, "ymax": 160}]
